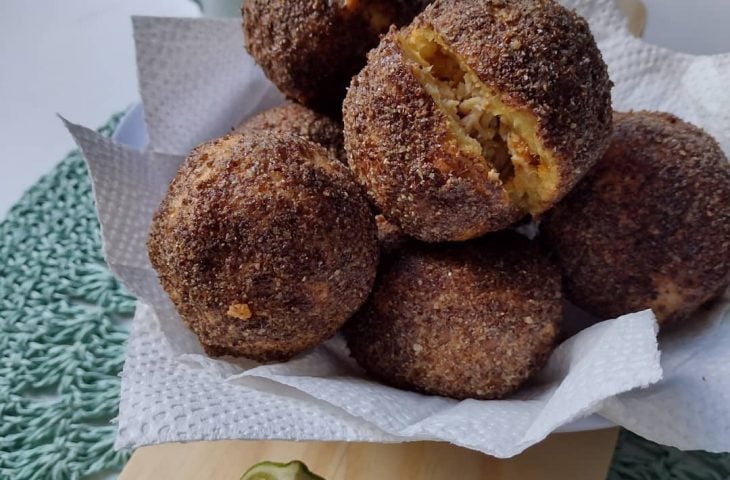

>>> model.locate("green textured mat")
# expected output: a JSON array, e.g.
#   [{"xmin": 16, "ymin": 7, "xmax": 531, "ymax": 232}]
[
  {"xmin": 0, "ymin": 113, "xmax": 134, "ymax": 480},
  {"xmin": 0, "ymin": 113, "xmax": 728, "ymax": 479},
  {"xmin": 608, "ymin": 430, "xmax": 730, "ymax": 479}
]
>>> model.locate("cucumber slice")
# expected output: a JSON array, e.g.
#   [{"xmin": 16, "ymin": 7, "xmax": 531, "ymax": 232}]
[{"xmin": 241, "ymin": 460, "xmax": 326, "ymax": 480}]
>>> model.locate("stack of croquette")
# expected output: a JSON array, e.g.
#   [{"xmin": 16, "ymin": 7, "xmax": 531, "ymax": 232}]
[{"xmin": 147, "ymin": 0, "xmax": 730, "ymax": 400}]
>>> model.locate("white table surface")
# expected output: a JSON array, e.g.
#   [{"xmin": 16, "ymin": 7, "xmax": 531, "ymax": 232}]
[{"xmin": 0, "ymin": 0, "xmax": 728, "ymax": 218}]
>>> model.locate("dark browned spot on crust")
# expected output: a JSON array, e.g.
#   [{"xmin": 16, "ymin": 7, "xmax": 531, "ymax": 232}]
[
  {"xmin": 236, "ymin": 102, "xmax": 346, "ymax": 163},
  {"xmin": 375, "ymin": 214, "xmax": 409, "ymax": 255},
  {"xmin": 344, "ymin": 232, "xmax": 562, "ymax": 399},
  {"xmin": 243, "ymin": 0, "xmax": 433, "ymax": 114},
  {"xmin": 542, "ymin": 111, "xmax": 730, "ymax": 326},
  {"xmin": 343, "ymin": 0, "xmax": 612, "ymax": 242},
  {"xmin": 148, "ymin": 132, "xmax": 379, "ymax": 362}
]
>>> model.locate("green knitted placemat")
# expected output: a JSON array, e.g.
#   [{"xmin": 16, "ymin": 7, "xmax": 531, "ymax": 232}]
[
  {"xmin": 0, "ymin": 112, "xmax": 728, "ymax": 479},
  {"xmin": 0, "ymin": 113, "xmax": 135, "ymax": 480},
  {"xmin": 608, "ymin": 430, "xmax": 730, "ymax": 480}
]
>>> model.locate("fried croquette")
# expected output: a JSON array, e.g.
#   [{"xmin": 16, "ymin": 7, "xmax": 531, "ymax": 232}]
[
  {"xmin": 344, "ymin": 232, "xmax": 561, "ymax": 399},
  {"xmin": 343, "ymin": 0, "xmax": 612, "ymax": 241},
  {"xmin": 542, "ymin": 111, "xmax": 730, "ymax": 326},
  {"xmin": 236, "ymin": 102, "xmax": 346, "ymax": 163},
  {"xmin": 243, "ymin": 0, "xmax": 432, "ymax": 114},
  {"xmin": 148, "ymin": 132, "xmax": 379, "ymax": 362}
]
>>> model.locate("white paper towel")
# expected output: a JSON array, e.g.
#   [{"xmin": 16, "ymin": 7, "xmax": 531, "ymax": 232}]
[{"xmin": 64, "ymin": 0, "xmax": 730, "ymax": 456}]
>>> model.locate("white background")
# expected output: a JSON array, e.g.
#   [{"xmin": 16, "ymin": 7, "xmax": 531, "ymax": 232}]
[
  {"xmin": 0, "ymin": 0, "xmax": 728, "ymax": 218},
  {"xmin": 0, "ymin": 0, "xmax": 199, "ymax": 217}
]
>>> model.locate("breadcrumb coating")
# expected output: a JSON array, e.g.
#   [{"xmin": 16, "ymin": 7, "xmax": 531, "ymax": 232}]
[
  {"xmin": 345, "ymin": 232, "xmax": 561, "ymax": 399},
  {"xmin": 542, "ymin": 111, "xmax": 730, "ymax": 326},
  {"xmin": 243, "ymin": 0, "xmax": 432, "ymax": 114},
  {"xmin": 236, "ymin": 102, "xmax": 345, "ymax": 163},
  {"xmin": 148, "ymin": 132, "xmax": 378, "ymax": 361}
]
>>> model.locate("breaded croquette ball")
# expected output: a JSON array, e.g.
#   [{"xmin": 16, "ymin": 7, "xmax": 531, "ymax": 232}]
[
  {"xmin": 344, "ymin": 232, "xmax": 561, "ymax": 399},
  {"xmin": 243, "ymin": 0, "xmax": 432, "ymax": 114},
  {"xmin": 148, "ymin": 132, "xmax": 379, "ymax": 362},
  {"xmin": 344, "ymin": 0, "xmax": 612, "ymax": 242},
  {"xmin": 236, "ymin": 102, "xmax": 346, "ymax": 163},
  {"xmin": 542, "ymin": 111, "xmax": 730, "ymax": 326}
]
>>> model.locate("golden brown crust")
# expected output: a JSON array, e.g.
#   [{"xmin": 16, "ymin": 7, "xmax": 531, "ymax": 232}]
[
  {"xmin": 344, "ymin": 232, "xmax": 562, "ymax": 399},
  {"xmin": 344, "ymin": 33, "xmax": 523, "ymax": 242},
  {"xmin": 542, "ymin": 111, "xmax": 730, "ymax": 326},
  {"xmin": 243, "ymin": 0, "xmax": 431, "ymax": 114},
  {"xmin": 343, "ymin": 0, "xmax": 612, "ymax": 241},
  {"xmin": 148, "ymin": 132, "xmax": 379, "ymax": 362},
  {"xmin": 236, "ymin": 102, "xmax": 346, "ymax": 163}
]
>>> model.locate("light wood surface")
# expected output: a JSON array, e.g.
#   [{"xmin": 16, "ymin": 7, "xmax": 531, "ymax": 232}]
[{"xmin": 120, "ymin": 428, "xmax": 619, "ymax": 480}]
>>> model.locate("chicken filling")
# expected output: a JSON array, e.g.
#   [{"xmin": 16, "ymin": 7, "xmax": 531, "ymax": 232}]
[{"xmin": 399, "ymin": 27, "xmax": 558, "ymax": 213}]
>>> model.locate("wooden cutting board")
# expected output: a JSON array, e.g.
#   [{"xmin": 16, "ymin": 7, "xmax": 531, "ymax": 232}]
[
  {"xmin": 119, "ymin": 2, "xmax": 643, "ymax": 479},
  {"xmin": 120, "ymin": 428, "xmax": 619, "ymax": 480}
]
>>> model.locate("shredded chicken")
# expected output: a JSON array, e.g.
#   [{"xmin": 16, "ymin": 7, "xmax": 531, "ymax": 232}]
[{"xmin": 400, "ymin": 28, "xmax": 558, "ymax": 213}]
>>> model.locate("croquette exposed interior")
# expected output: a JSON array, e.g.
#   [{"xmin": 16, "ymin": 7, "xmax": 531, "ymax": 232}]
[
  {"xmin": 401, "ymin": 27, "xmax": 557, "ymax": 214},
  {"xmin": 344, "ymin": 0, "xmax": 612, "ymax": 241}
]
